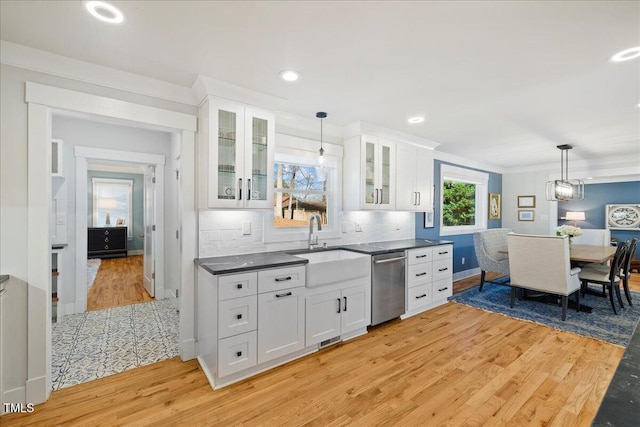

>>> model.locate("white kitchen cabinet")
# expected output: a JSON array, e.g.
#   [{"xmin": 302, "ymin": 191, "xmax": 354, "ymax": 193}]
[
  {"xmin": 196, "ymin": 264, "xmax": 308, "ymax": 390},
  {"xmin": 343, "ymin": 135, "xmax": 396, "ymax": 210},
  {"xmin": 257, "ymin": 279, "xmax": 305, "ymax": 364},
  {"xmin": 305, "ymin": 282, "xmax": 370, "ymax": 347},
  {"xmin": 198, "ymin": 97, "xmax": 275, "ymax": 209},
  {"xmin": 403, "ymin": 244, "xmax": 453, "ymax": 318},
  {"xmin": 396, "ymin": 143, "xmax": 434, "ymax": 211}
]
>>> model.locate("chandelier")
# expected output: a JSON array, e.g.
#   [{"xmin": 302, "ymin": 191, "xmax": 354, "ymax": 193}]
[{"xmin": 545, "ymin": 144, "xmax": 584, "ymax": 201}]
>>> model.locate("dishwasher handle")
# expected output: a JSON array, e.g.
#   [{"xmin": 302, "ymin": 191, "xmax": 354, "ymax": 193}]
[{"xmin": 373, "ymin": 256, "xmax": 407, "ymax": 264}]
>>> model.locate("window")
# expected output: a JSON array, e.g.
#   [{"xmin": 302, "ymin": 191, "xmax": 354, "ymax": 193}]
[
  {"xmin": 439, "ymin": 164, "xmax": 488, "ymax": 235},
  {"xmin": 274, "ymin": 162, "xmax": 328, "ymax": 228},
  {"xmin": 92, "ymin": 178, "xmax": 133, "ymax": 237}
]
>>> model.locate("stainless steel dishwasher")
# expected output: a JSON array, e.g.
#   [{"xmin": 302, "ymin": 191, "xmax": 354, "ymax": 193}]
[{"xmin": 371, "ymin": 250, "xmax": 407, "ymax": 325}]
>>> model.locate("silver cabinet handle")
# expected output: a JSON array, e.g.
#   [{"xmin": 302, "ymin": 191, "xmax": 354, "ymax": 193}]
[
  {"xmin": 238, "ymin": 178, "xmax": 243, "ymax": 200},
  {"xmin": 247, "ymin": 178, "xmax": 252, "ymax": 200},
  {"xmin": 374, "ymin": 189, "xmax": 379, "ymax": 204},
  {"xmin": 379, "ymin": 189, "xmax": 383, "ymax": 204},
  {"xmin": 417, "ymin": 192, "xmax": 421, "ymax": 206},
  {"xmin": 373, "ymin": 256, "xmax": 407, "ymax": 264}
]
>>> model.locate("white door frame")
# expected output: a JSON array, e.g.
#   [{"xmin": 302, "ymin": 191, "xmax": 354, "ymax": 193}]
[
  {"xmin": 76, "ymin": 147, "xmax": 166, "ymax": 312},
  {"xmin": 25, "ymin": 82, "xmax": 197, "ymax": 404}
]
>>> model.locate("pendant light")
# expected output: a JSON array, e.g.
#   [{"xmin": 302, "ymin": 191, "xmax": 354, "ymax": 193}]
[
  {"xmin": 545, "ymin": 144, "xmax": 584, "ymax": 201},
  {"xmin": 316, "ymin": 112, "xmax": 327, "ymax": 164}
]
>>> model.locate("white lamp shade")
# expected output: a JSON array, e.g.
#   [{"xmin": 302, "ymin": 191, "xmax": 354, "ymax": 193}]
[
  {"xmin": 565, "ymin": 211, "xmax": 586, "ymax": 221},
  {"xmin": 97, "ymin": 198, "xmax": 118, "ymax": 209}
]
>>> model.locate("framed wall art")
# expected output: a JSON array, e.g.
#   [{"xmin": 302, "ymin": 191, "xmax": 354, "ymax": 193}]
[
  {"xmin": 424, "ymin": 210, "xmax": 434, "ymax": 228},
  {"xmin": 489, "ymin": 193, "xmax": 501, "ymax": 220},
  {"xmin": 518, "ymin": 210, "xmax": 535, "ymax": 221},
  {"xmin": 517, "ymin": 195, "xmax": 536, "ymax": 208},
  {"xmin": 605, "ymin": 204, "xmax": 640, "ymax": 230}
]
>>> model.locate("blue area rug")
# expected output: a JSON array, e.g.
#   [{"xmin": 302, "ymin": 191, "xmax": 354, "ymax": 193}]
[{"xmin": 451, "ymin": 285, "xmax": 640, "ymax": 347}]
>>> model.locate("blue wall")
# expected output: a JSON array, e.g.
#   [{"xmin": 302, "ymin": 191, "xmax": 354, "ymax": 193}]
[
  {"xmin": 87, "ymin": 171, "xmax": 145, "ymax": 251},
  {"xmin": 415, "ymin": 160, "xmax": 502, "ymax": 274},
  {"xmin": 559, "ymin": 181, "xmax": 640, "ymax": 260}
]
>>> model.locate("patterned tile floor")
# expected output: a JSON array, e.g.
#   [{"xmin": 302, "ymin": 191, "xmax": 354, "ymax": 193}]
[{"xmin": 52, "ymin": 299, "xmax": 179, "ymax": 390}]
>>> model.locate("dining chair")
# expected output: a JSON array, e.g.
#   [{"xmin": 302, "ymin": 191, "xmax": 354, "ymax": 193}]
[
  {"xmin": 578, "ymin": 241, "xmax": 629, "ymax": 314},
  {"xmin": 473, "ymin": 228, "xmax": 511, "ymax": 291},
  {"xmin": 507, "ymin": 233, "xmax": 581, "ymax": 321},
  {"xmin": 583, "ymin": 238, "xmax": 637, "ymax": 306}
]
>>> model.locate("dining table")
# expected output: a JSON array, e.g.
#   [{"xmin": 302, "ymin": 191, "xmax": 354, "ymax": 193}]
[{"xmin": 569, "ymin": 244, "xmax": 617, "ymax": 263}]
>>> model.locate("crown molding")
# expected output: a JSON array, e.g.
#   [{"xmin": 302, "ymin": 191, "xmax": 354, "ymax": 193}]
[
  {"xmin": 1, "ymin": 40, "xmax": 198, "ymax": 106},
  {"xmin": 434, "ymin": 150, "xmax": 505, "ymax": 174},
  {"xmin": 343, "ymin": 121, "xmax": 440, "ymax": 150},
  {"xmin": 192, "ymin": 75, "xmax": 285, "ymax": 110}
]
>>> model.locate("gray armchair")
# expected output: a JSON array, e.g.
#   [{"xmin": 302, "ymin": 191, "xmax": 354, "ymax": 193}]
[{"xmin": 473, "ymin": 228, "xmax": 512, "ymax": 291}]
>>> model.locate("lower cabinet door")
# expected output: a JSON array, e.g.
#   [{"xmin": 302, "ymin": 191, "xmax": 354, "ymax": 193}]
[
  {"xmin": 432, "ymin": 278, "xmax": 453, "ymax": 301},
  {"xmin": 305, "ymin": 290, "xmax": 341, "ymax": 346},
  {"xmin": 218, "ymin": 331, "xmax": 257, "ymax": 377},
  {"xmin": 257, "ymin": 287, "xmax": 305, "ymax": 364},
  {"xmin": 340, "ymin": 285, "xmax": 370, "ymax": 335},
  {"xmin": 218, "ymin": 295, "xmax": 257, "ymax": 339}
]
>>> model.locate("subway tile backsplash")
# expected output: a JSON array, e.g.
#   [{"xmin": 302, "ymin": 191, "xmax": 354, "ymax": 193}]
[{"xmin": 198, "ymin": 210, "xmax": 415, "ymax": 258}]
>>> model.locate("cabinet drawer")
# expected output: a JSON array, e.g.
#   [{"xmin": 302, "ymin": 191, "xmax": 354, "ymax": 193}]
[
  {"xmin": 218, "ymin": 272, "xmax": 257, "ymax": 301},
  {"xmin": 432, "ymin": 279, "xmax": 452, "ymax": 300},
  {"xmin": 218, "ymin": 295, "xmax": 257, "ymax": 339},
  {"xmin": 407, "ymin": 263, "xmax": 432, "ymax": 288},
  {"xmin": 407, "ymin": 284, "xmax": 432, "ymax": 311},
  {"xmin": 407, "ymin": 248, "xmax": 432, "ymax": 265},
  {"xmin": 218, "ymin": 331, "xmax": 257, "ymax": 377},
  {"xmin": 258, "ymin": 266, "xmax": 305, "ymax": 293},
  {"xmin": 433, "ymin": 245, "xmax": 453, "ymax": 261},
  {"xmin": 433, "ymin": 259, "xmax": 453, "ymax": 282}
]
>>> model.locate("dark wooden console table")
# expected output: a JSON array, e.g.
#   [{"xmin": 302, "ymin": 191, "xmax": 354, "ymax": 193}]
[{"xmin": 88, "ymin": 227, "xmax": 128, "ymax": 259}]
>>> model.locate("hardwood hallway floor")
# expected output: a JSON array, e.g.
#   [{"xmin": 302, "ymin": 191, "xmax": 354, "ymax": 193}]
[
  {"xmin": 4, "ymin": 273, "xmax": 638, "ymax": 426},
  {"xmin": 87, "ymin": 255, "xmax": 153, "ymax": 311}
]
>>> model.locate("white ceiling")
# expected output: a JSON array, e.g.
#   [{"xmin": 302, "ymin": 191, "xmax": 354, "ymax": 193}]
[{"xmin": 1, "ymin": 1, "xmax": 639, "ymax": 171}]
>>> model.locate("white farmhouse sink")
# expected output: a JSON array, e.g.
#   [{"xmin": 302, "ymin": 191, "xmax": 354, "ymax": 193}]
[{"xmin": 295, "ymin": 250, "xmax": 370, "ymax": 287}]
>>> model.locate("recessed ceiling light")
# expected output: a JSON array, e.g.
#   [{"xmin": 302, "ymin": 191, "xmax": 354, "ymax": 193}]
[
  {"xmin": 84, "ymin": 1, "xmax": 125, "ymax": 24},
  {"xmin": 610, "ymin": 46, "xmax": 640, "ymax": 62},
  {"xmin": 279, "ymin": 70, "xmax": 300, "ymax": 82},
  {"xmin": 408, "ymin": 116, "xmax": 425, "ymax": 124}
]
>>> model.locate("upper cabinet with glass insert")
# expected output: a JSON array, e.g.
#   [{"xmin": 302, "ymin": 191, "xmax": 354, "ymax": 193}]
[
  {"xmin": 343, "ymin": 134, "xmax": 396, "ymax": 210},
  {"xmin": 198, "ymin": 97, "xmax": 275, "ymax": 209}
]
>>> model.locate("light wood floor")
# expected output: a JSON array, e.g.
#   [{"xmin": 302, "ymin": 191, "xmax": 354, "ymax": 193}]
[
  {"xmin": 4, "ymin": 273, "xmax": 639, "ymax": 426},
  {"xmin": 87, "ymin": 255, "xmax": 153, "ymax": 311}
]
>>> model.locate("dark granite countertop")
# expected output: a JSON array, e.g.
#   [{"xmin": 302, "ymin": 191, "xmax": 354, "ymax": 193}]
[
  {"xmin": 196, "ymin": 252, "xmax": 308, "ymax": 275},
  {"xmin": 196, "ymin": 239, "xmax": 453, "ymax": 275},
  {"xmin": 0, "ymin": 275, "xmax": 9, "ymax": 285},
  {"xmin": 340, "ymin": 239, "xmax": 453, "ymax": 255}
]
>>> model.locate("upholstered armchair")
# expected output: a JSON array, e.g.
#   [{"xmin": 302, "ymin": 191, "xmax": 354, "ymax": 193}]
[
  {"xmin": 507, "ymin": 233, "xmax": 581, "ymax": 321},
  {"xmin": 473, "ymin": 228, "xmax": 512, "ymax": 291}
]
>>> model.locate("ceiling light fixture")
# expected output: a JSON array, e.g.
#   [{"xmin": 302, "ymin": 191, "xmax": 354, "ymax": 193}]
[
  {"xmin": 545, "ymin": 144, "xmax": 584, "ymax": 201},
  {"xmin": 610, "ymin": 46, "xmax": 640, "ymax": 62},
  {"xmin": 316, "ymin": 112, "xmax": 327, "ymax": 164},
  {"xmin": 408, "ymin": 116, "xmax": 425, "ymax": 124},
  {"xmin": 280, "ymin": 70, "xmax": 300, "ymax": 82},
  {"xmin": 84, "ymin": 1, "xmax": 125, "ymax": 24}
]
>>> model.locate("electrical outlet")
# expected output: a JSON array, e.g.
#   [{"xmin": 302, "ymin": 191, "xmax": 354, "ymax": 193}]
[
  {"xmin": 242, "ymin": 222, "xmax": 251, "ymax": 235},
  {"xmin": 461, "ymin": 257, "xmax": 465, "ymax": 265},
  {"xmin": 355, "ymin": 223, "xmax": 362, "ymax": 232}
]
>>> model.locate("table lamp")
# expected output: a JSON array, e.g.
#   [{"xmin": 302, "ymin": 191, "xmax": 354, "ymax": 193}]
[
  {"xmin": 98, "ymin": 198, "xmax": 118, "ymax": 226},
  {"xmin": 565, "ymin": 211, "xmax": 585, "ymax": 227}
]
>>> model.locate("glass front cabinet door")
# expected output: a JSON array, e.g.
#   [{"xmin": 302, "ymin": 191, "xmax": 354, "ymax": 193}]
[
  {"xmin": 361, "ymin": 136, "xmax": 395, "ymax": 210},
  {"xmin": 201, "ymin": 98, "xmax": 275, "ymax": 209}
]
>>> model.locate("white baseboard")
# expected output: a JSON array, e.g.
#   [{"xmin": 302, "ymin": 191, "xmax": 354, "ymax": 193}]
[
  {"xmin": 63, "ymin": 302, "xmax": 76, "ymax": 316},
  {"xmin": 1, "ymin": 386, "xmax": 26, "ymax": 414},
  {"xmin": 128, "ymin": 249, "xmax": 143, "ymax": 256},
  {"xmin": 452, "ymin": 267, "xmax": 480, "ymax": 283},
  {"xmin": 181, "ymin": 338, "xmax": 196, "ymax": 361},
  {"xmin": 25, "ymin": 375, "xmax": 47, "ymax": 405}
]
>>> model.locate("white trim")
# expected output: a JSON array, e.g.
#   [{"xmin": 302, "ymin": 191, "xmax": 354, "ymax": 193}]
[
  {"xmin": 26, "ymin": 83, "xmax": 197, "ymax": 406},
  {"xmin": 76, "ymin": 146, "xmax": 166, "ymax": 165},
  {"xmin": 439, "ymin": 164, "xmax": 489, "ymax": 236},
  {"xmin": 91, "ymin": 177, "xmax": 134, "ymax": 232},
  {"xmin": 25, "ymin": 82, "xmax": 197, "ymax": 132},
  {"xmin": 2, "ymin": 41, "xmax": 198, "ymax": 107},
  {"xmin": 128, "ymin": 249, "xmax": 144, "ymax": 256},
  {"xmin": 434, "ymin": 150, "xmax": 505, "ymax": 175}
]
